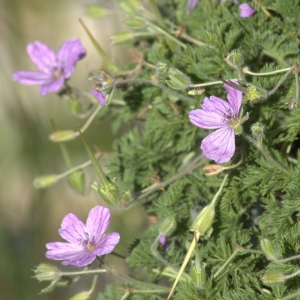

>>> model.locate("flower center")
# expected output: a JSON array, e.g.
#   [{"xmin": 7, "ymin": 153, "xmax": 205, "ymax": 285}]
[
  {"xmin": 229, "ymin": 117, "xmax": 239, "ymax": 128},
  {"xmin": 53, "ymin": 67, "xmax": 63, "ymax": 79},
  {"xmin": 80, "ymin": 232, "xmax": 96, "ymax": 252}
]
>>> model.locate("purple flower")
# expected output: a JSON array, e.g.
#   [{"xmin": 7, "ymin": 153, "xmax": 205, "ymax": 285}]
[
  {"xmin": 13, "ymin": 39, "xmax": 86, "ymax": 96},
  {"xmin": 189, "ymin": 82, "xmax": 243, "ymax": 163},
  {"xmin": 188, "ymin": 0, "xmax": 199, "ymax": 13},
  {"xmin": 46, "ymin": 206, "xmax": 120, "ymax": 267},
  {"xmin": 159, "ymin": 235, "xmax": 170, "ymax": 251},
  {"xmin": 239, "ymin": 3, "xmax": 256, "ymax": 18},
  {"xmin": 92, "ymin": 89, "xmax": 108, "ymax": 106}
]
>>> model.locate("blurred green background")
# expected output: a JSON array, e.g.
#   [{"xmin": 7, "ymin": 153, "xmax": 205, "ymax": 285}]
[{"xmin": 0, "ymin": 0, "xmax": 149, "ymax": 299}]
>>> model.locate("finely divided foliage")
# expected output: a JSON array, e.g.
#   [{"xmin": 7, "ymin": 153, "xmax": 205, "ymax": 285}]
[{"xmin": 15, "ymin": 0, "xmax": 300, "ymax": 298}]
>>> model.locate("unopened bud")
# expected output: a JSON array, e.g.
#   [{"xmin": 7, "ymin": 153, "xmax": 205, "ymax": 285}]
[
  {"xmin": 203, "ymin": 165, "xmax": 223, "ymax": 177},
  {"xmin": 190, "ymin": 204, "xmax": 215, "ymax": 235},
  {"xmin": 261, "ymin": 272, "xmax": 285, "ymax": 286},
  {"xmin": 118, "ymin": 0, "xmax": 141, "ymax": 14},
  {"xmin": 226, "ymin": 50, "xmax": 244, "ymax": 68},
  {"xmin": 110, "ymin": 32, "xmax": 134, "ymax": 45},
  {"xmin": 251, "ymin": 122, "xmax": 265, "ymax": 139},
  {"xmin": 243, "ymin": 84, "xmax": 268, "ymax": 104},
  {"xmin": 34, "ymin": 264, "xmax": 61, "ymax": 282},
  {"xmin": 285, "ymin": 97, "xmax": 298, "ymax": 110},
  {"xmin": 86, "ymin": 5, "xmax": 108, "ymax": 18},
  {"xmin": 91, "ymin": 180, "xmax": 122, "ymax": 209},
  {"xmin": 89, "ymin": 70, "xmax": 113, "ymax": 94},
  {"xmin": 260, "ymin": 239, "xmax": 277, "ymax": 261},
  {"xmin": 190, "ymin": 262, "xmax": 206, "ymax": 289},
  {"xmin": 68, "ymin": 170, "xmax": 86, "ymax": 194},
  {"xmin": 67, "ymin": 98, "xmax": 82, "ymax": 115},
  {"xmin": 125, "ymin": 18, "xmax": 146, "ymax": 29},
  {"xmin": 166, "ymin": 68, "xmax": 191, "ymax": 90},
  {"xmin": 121, "ymin": 189, "xmax": 132, "ymax": 202},
  {"xmin": 49, "ymin": 130, "xmax": 77, "ymax": 142},
  {"xmin": 156, "ymin": 61, "xmax": 170, "ymax": 74},
  {"xmin": 69, "ymin": 291, "xmax": 90, "ymax": 300},
  {"xmin": 33, "ymin": 175, "xmax": 57, "ymax": 189},
  {"xmin": 159, "ymin": 216, "xmax": 176, "ymax": 236}
]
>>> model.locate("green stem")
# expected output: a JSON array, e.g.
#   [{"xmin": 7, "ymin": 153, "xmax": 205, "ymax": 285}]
[
  {"xmin": 213, "ymin": 249, "xmax": 239, "ymax": 279},
  {"xmin": 189, "ymin": 79, "xmax": 237, "ymax": 88},
  {"xmin": 55, "ymin": 159, "xmax": 94, "ymax": 181},
  {"xmin": 79, "ymin": 18, "xmax": 121, "ymax": 73},
  {"xmin": 242, "ymin": 133, "xmax": 293, "ymax": 177},
  {"xmin": 149, "ymin": 0, "xmax": 167, "ymax": 30},
  {"xmin": 211, "ymin": 174, "xmax": 229, "ymax": 207},
  {"xmin": 243, "ymin": 67, "xmax": 291, "ymax": 76},
  {"xmin": 281, "ymin": 290, "xmax": 300, "ymax": 300},
  {"xmin": 151, "ymin": 235, "xmax": 178, "ymax": 270},
  {"xmin": 61, "ymin": 269, "xmax": 107, "ymax": 276},
  {"xmin": 267, "ymin": 67, "xmax": 294, "ymax": 96},
  {"xmin": 59, "ymin": 144, "xmax": 73, "ymax": 169},
  {"xmin": 87, "ymin": 274, "xmax": 98, "ymax": 295},
  {"xmin": 77, "ymin": 127, "xmax": 109, "ymax": 187},
  {"xmin": 276, "ymin": 253, "xmax": 300, "ymax": 263},
  {"xmin": 285, "ymin": 268, "xmax": 300, "ymax": 280}
]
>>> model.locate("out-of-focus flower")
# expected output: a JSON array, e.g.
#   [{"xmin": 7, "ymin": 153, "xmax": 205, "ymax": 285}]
[
  {"xmin": 46, "ymin": 206, "xmax": 120, "ymax": 268},
  {"xmin": 189, "ymin": 82, "xmax": 244, "ymax": 163},
  {"xmin": 239, "ymin": 3, "xmax": 256, "ymax": 18},
  {"xmin": 92, "ymin": 89, "xmax": 107, "ymax": 106},
  {"xmin": 13, "ymin": 39, "xmax": 86, "ymax": 96},
  {"xmin": 159, "ymin": 235, "xmax": 170, "ymax": 251},
  {"xmin": 188, "ymin": 0, "xmax": 199, "ymax": 13}
]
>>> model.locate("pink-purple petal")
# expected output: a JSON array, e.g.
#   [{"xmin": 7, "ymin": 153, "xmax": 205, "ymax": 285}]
[
  {"xmin": 59, "ymin": 213, "xmax": 86, "ymax": 242},
  {"xmin": 27, "ymin": 41, "xmax": 57, "ymax": 74},
  {"xmin": 62, "ymin": 252, "xmax": 96, "ymax": 268},
  {"xmin": 40, "ymin": 76, "xmax": 65, "ymax": 96},
  {"xmin": 224, "ymin": 82, "xmax": 243, "ymax": 115},
  {"xmin": 201, "ymin": 127, "xmax": 235, "ymax": 163},
  {"xmin": 239, "ymin": 3, "xmax": 256, "ymax": 18},
  {"xmin": 202, "ymin": 96, "xmax": 231, "ymax": 115},
  {"xmin": 188, "ymin": 0, "xmax": 199, "ymax": 13},
  {"xmin": 57, "ymin": 38, "xmax": 86, "ymax": 78},
  {"xmin": 189, "ymin": 109, "xmax": 227, "ymax": 129},
  {"xmin": 13, "ymin": 71, "xmax": 52, "ymax": 85},
  {"xmin": 93, "ymin": 232, "xmax": 120, "ymax": 256},
  {"xmin": 86, "ymin": 206, "xmax": 110, "ymax": 243},
  {"xmin": 92, "ymin": 89, "xmax": 107, "ymax": 106}
]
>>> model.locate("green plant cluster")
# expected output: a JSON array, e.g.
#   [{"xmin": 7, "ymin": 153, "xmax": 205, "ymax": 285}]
[{"xmin": 93, "ymin": 0, "xmax": 300, "ymax": 299}]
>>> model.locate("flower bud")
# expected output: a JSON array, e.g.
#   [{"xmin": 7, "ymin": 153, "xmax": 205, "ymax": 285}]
[
  {"xmin": 110, "ymin": 32, "xmax": 134, "ymax": 45},
  {"xmin": 189, "ymin": 204, "xmax": 215, "ymax": 235},
  {"xmin": 118, "ymin": 0, "xmax": 141, "ymax": 14},
  {"xmin": 91, "ymin": 180, "xmax": 122, "ymax": 209},
  {"xmin": 68, "ymin": 170, "xmax": 86, "ymax": 195},
  {"xmin": 159, "ymin": 216, "xmax": 176, "ymax": 236},
  {"xmin": 285, "ymin": 97, "xmax": 298, "ymax": 110},
  {"xmin": 156, "ymin": 61, "xmax": 170, "ymax": 74},
  {"xmin": 190, "ymin": 262, "xmax": 206, "ymax": 289},
  {"xmin": 33, "ymin": 175, "xmax": 58, "ymax": 189},
  {"xmin": 243, "ymin": 84, "xmax": 268, "ymax": 104},
  {"xmin": 166, "ymin": 68, "xmax": 191, "ymax": 90},
  {"xmin": 49, "ymin": 130, "xmax": 77, "ymax": 142},
  {"xmin": 226, "ymin": 50, "xmax": 244, "ymax": 68},
  {"xmin": 69, "ymin": 292, "xmax": 90, "ymax": 300},
  {"xmin": 260, "ymin": 239, "xmax": 277, "ymax": 261},
  {"xmin": 261, "ymin": 272, "xmax": 285, "ymax": 286},
  {"xmin": 86, "ymin": 5, "xmax": 108, "ymax": 18},
  {"xmin": 89, "ymin": 70, "xmax": 113, "ymax": 94},
  {"xmin": 121, "ymin": 189, "xmax": 132, "ymax": 202},
  {"xmin": 251, "ymin": 122, "xmax": 265, "ymax": 139},
  {"xmin": 34, "ymin": 264, "xmax": 61, "ymax": 282},
  {"xmin": 125, "ymin": 18, "xmax": 146, "ymax": 29},
  {"xmin": 66, "ymin": 98, "xmax": 82, "ymax": 116}
]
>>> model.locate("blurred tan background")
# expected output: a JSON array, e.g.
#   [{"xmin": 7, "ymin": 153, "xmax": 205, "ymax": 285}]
[{"xmin": 0, "ymin": 0, "xmax": 149, "ymax": 299}]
